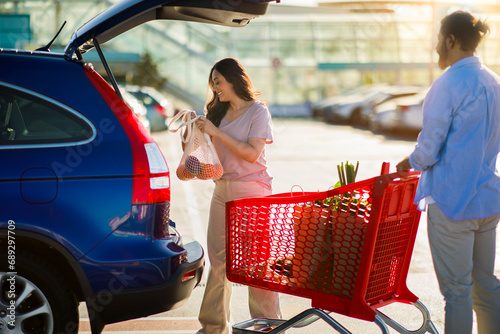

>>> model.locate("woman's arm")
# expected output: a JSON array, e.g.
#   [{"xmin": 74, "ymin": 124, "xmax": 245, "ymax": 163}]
[{"xmin": 196, "ymin": 116, "xmax": 265, "ymax": 163}]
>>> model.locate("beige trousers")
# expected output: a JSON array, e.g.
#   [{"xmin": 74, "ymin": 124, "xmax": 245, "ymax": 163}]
[{"xmin": 198, "ymin": 179, "xmax": 281, "ymax": 334}]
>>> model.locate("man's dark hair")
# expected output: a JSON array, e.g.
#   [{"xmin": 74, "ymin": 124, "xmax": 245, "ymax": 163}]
[{"xmin": 440, "ymin": 11, "xmax": 490, "ymax": 52}]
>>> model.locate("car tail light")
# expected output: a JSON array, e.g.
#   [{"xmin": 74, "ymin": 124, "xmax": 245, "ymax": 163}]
[
  {"xmin": 154, "ymin": 103, "xmax": 167, "ymax": 118},
  {"xmin": 398, "ymin": 105, "xmax": 410, "ymax": 113},
  {"xmin": 84, "ymin": 64, "xmax": 171, "ymax": 237}
]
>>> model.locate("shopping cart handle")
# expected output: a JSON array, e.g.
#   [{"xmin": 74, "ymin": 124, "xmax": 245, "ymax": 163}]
[
  {"xmin": 397, "ymin": 169, "xmax": 418, "ymax": 177},
  {"xmin": 380, "ymin": 162, "xmax": 390, "ymax": 175},
  {"xmin": 374, "ymin": 168, "xmax": 420, "ymax": 197},
  {"xmin": 380, "ymin": 162, "xmax": 419, "ymax": 178}
]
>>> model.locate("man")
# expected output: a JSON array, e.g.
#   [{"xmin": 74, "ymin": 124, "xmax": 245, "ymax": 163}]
[{"xmin": 397, "ymin": 11, "xmax": 500, "ymax": 334}]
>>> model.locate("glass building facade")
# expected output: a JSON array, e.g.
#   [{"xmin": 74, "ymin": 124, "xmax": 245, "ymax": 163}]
[{"xmin": 2, "ymin": 1, "xmax": 500, "ymax": 111}]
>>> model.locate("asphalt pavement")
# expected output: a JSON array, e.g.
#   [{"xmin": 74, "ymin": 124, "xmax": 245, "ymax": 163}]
[{"xmin": 79, "ymin": 118, "xmax": 500, "ymax": 333}]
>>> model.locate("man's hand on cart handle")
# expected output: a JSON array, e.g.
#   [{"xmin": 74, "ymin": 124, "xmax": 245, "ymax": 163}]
[{"xmin": 396, "ymin": 157, "xmax": 412, "ymax": 172}]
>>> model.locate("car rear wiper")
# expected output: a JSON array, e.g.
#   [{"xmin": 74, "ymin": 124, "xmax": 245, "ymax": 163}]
[{"xmin": 35, "ymin": 21, "xmax": 66, "ymax": 52}]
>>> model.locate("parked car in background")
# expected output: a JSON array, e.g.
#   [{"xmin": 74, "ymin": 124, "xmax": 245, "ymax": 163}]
[
  {"xmin": 124, "ymin": 85, "xmax": 174, "ymax": 132},
  {"xmin": 0, "ymin": 0, "xmax": 277, "ymax": 333},
  {"xmin": 358, "ymin": 85, "xmax": 425, "ymax": 127},
  {"xmin": 392, "ymin": 88, "xmax": 429, "ymax": 133},
  {"xmin": 323, "ymin": 84, "xmax": 423, "ymax": 126},
  {"xmin": 368, "ymin": 87, "xmax": 428, "ymax": 133},
  {"xmin": 311, "ymin": 87, "xmax": 360, "ymax": 118},
  {"xmin": 368, "ymin": 105, "xmax": 397, "ymax": 133},
  {"xmin": 120, "ymin": 88, "xmax": 151, "ymax": 132},
  {"xmin": 322, "ymin": 84, "xmax": 388, "ymax": 124}
]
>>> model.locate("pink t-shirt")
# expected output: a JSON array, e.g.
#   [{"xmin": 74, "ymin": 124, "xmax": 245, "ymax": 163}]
[{"xmin": 212, "ymin": 101, "xmax": 273, "ymax": 184}]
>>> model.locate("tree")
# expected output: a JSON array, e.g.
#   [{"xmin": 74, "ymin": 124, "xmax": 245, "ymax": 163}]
[{"xmin": 132, "ymin": 51, "xmax": 167, "ymax": 89}]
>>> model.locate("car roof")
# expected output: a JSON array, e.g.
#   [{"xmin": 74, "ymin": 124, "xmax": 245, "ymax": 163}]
[{"xmin": 64, "ymin": 0, "xmax": 275, "ymax": 59}]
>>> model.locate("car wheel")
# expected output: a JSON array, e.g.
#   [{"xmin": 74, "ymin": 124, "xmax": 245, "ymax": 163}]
[
  {"xmin": 0, "ymin": 251, "xmax": 79, "ymax": 334},
  {"xmin": 350, "ymin": 108, "xmax": 362, "ymax": 125}
]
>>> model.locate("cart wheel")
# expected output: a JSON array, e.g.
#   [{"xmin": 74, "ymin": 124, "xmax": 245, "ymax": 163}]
[{"xmin": 375, "ymin": 300, "xmax": 439, "ymax": 334}]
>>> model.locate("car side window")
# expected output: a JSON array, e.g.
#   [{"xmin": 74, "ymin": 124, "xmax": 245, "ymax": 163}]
[{"xmin": 0, "ymin": 85, "xmax": 94, "ymax": 146}]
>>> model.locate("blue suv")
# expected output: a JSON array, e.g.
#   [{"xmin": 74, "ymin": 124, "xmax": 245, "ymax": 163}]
[{"xmin": 0, "ymin": 0, "xmax": 276, "ymax": 333}]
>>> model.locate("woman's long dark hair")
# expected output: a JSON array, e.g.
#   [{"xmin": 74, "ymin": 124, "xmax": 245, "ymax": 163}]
[{"xmin": 206, "ymin": 58, "xmax": 258, "ymax": 127}]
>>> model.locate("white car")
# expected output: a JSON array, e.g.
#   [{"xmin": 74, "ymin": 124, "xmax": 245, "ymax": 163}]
[
  {"xmin": 368, "ymin": 88, "xmax": 428, "ymax": 133},
  {"xmin": 392, "ymin": 88, "xmax": 429, "ymax": 132},
  {"xmin": 368, "ymin": 108, "xmax": 397, "ymax": 133}
]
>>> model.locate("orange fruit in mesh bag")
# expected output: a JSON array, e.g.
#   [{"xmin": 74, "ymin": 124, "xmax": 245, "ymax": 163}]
[
  {"xmin": 185, "ymin": 155, "xmax": 201, "ymax": 176},
  {"xmin": 176, "ymin": 164, "xmax": 195, "ymax": 181},
  {"xmin": 214, "ymin": 164, "xmax": 223, "ymax": 178},
  {"xmin": 199, "ymin": 163, "xmax": 223, "ymax": 180}
]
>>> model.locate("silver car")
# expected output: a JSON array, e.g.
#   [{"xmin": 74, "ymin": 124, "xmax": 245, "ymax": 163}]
[{"xmin": 124, "ymin": 85, "xmax": 174, "ymax": 132}]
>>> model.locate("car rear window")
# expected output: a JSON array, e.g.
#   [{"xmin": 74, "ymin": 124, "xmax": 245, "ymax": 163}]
[{"xmin": 0, "ymin": 84, "xmax": 94, "ymax": 146}]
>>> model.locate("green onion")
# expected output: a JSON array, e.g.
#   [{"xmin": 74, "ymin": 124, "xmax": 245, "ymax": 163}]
[{"xmin": 337, "ymin": 161, "xmax": 359, "ymax": 186}]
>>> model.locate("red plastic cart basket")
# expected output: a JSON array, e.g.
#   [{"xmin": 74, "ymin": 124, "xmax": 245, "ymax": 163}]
[{"xmin": 226, "ymin": 163, "xmax": 438, "ymax": 334}]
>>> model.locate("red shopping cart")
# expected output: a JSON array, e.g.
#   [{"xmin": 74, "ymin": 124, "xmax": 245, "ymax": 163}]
[{"xmin": 225, "ymin": 163, "xmax": 438, "ymax": 334}]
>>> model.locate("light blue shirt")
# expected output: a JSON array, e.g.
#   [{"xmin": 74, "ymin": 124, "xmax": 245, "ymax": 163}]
[{"xmin": 409, "ymin": 56, "xmax": 500, "ymax": 220}]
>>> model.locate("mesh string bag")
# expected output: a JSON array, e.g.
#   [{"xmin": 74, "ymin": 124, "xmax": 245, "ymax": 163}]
[{"xmin": 169, "ymin": 110, "xmax": 223, "ymax": 181}]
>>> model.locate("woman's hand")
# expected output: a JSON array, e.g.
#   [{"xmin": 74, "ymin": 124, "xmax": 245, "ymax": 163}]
[
  {"xmin": 196, "ymin": 116, "xmax": 220, "ymax": 137},
  {"xmin": 196, "ymin": 116, "xmax": 265, "ymax": 163}
]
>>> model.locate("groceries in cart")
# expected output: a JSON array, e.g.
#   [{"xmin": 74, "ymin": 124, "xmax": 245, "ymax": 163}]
[
  {"xmin": 291, "ymin": 161, "xmax": 367, "ymax": 296},
  {"xmin": 229, "ymin": 161, "xmax": 371, "ymax": 298},
  {"xmin": 226, "ymin": 163, "xmax": 438, "ymax": 333}
]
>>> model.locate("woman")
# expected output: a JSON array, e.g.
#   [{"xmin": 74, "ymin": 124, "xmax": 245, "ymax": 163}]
[{"xmin": 195, "ymin": 58, "xmax": 281, "ymax": 334}]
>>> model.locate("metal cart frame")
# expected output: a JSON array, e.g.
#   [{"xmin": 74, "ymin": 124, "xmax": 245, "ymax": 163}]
[{"xmin": 225, "ymin": 163, "xmax": 439, "ymax": 333}]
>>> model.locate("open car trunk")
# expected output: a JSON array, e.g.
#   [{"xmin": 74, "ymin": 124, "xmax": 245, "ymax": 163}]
[{"xmin": 64, "ymin": 0, "xmax": 276, "ymax": 59}]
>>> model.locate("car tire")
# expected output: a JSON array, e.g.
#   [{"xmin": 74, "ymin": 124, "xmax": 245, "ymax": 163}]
[
  {"xmin": 1, "ymin": 251, "xmax": 79, "ymax": 334},
  {"xmin": 350, "ymin": 108, "xmax": 362, "ymax": 125}
]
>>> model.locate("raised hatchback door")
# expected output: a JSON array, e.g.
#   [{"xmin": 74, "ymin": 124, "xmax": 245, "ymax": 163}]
[{"xmin": 64, "ymin": 0, "xmax": 276, "ymax": 58}]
